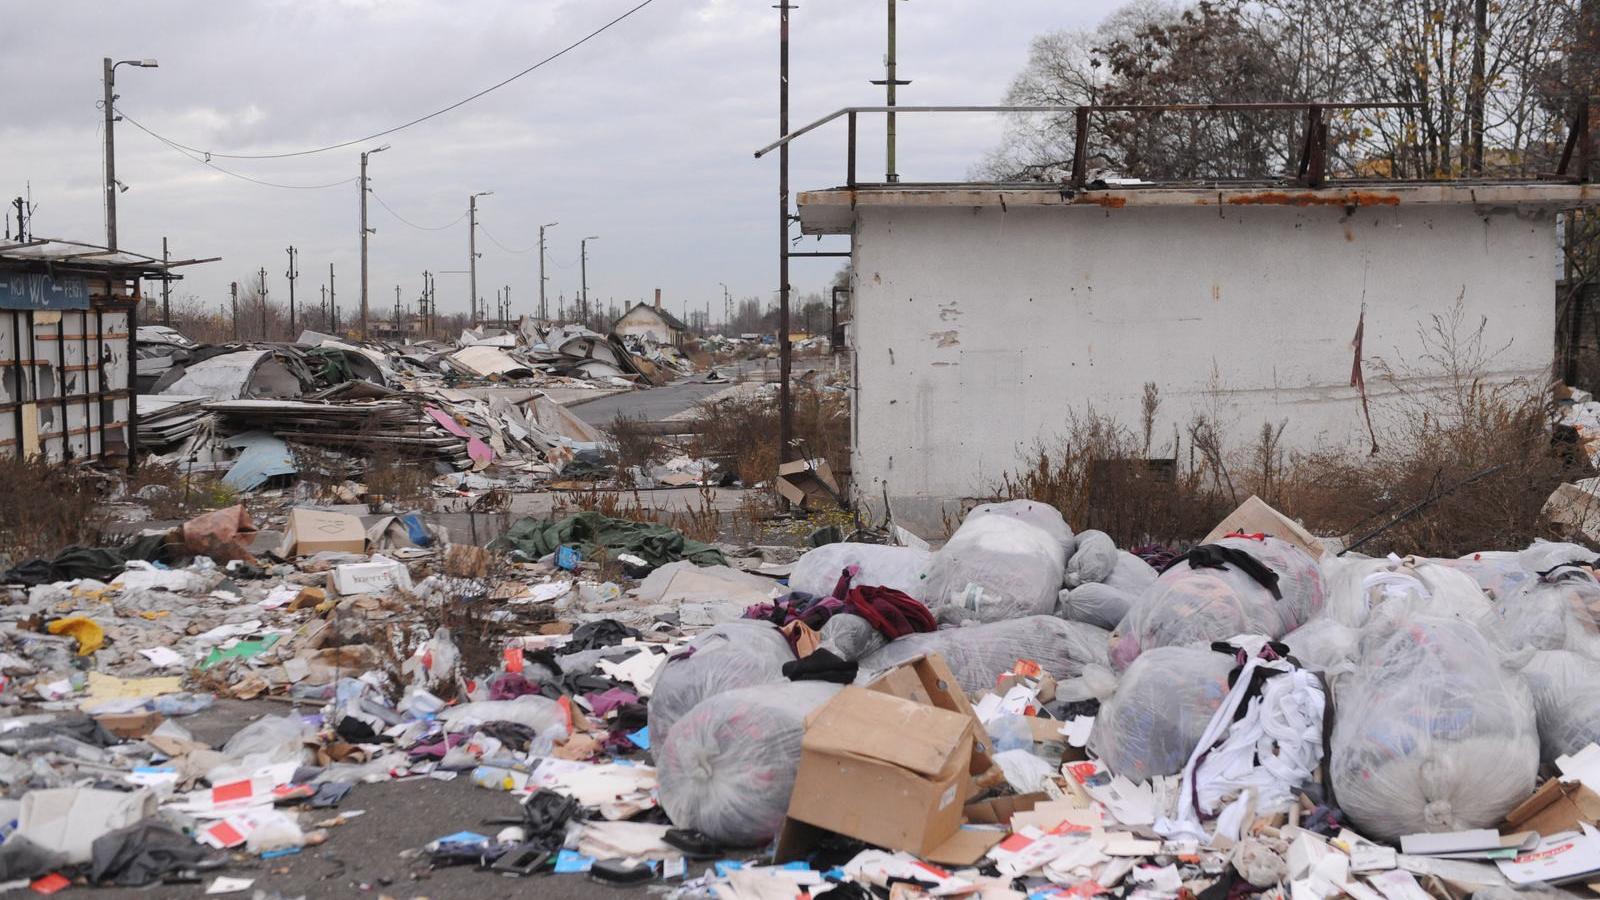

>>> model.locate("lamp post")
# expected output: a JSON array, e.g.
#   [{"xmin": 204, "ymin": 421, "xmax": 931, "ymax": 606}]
[
  {"xmin": 580, "ymin": 235, "xmax": 600, "ymax": 325},
  {"xmin": 102, "ymin": 57, "xmax": 158, "ymax": 251}
]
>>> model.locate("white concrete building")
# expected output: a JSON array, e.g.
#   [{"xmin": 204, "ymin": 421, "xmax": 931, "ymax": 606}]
[
  {"xmin": 612, "ymin": 293, "xmax": 688, "ymax": 348},
  {"xmin": 799, "ymin": 182, "xmax": 1598, "ymax": 532}
]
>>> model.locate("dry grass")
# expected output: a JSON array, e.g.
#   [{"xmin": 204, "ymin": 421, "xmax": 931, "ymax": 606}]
[
  {"xmin": 606, "ymin": 412, "xmax": 669, "ymax": 486},
  {"xmin": 126, "ymin": 461, "xmax": 238, "ymax": 520},
  {"xmin": 687, "ymin": 385, "xmax": 849, "ymax": 489},
  {"xmin": 0, "ymin": 457, "xmax": 111, "ymax": 564},
  {"xmin": 363, "ymin": 449, "xmax": 435, "ymax": 511}
]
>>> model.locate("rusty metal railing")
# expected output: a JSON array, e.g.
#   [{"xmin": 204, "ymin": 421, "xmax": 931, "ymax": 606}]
[{"xmin": 754, "ymin": 101, "xmax": 1426, "ymax": 189}]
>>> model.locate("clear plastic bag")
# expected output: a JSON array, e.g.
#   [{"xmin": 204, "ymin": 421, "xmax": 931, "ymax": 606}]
[
  {"xmin": 1479, "ymin": 569, "xmax": 1600, "ymax": 660},
  {"xmin": 927, "ymin": 502, "xmax": 1072, "ymax": 624},
  {"xmin": 655, "ymin": 681, "xmax": 841, "ymax": 846},
  {"xmin": 649, "ymin": 647, "xmax": 791, "ymax": 752},
  {"xmin": 1087, "ymin": 645, "xmax": 1235, "ymax": 783},
  {"xmin": 1105, "ymin": 551, "xmax": 1158, "ymax": 594},
  {"xmin": 816, "ymin": 613, "xmax": 888, "ymax": 662},
  {"xmin": 1281, "ymin": 618, "xmax": 1360, "ymax": 673},
  {"xmin": 963, "ymin": 499, "xmax": 1076, "ymax": 555},
  {"xmin": 687, "ymin": 620, "xmax": 794, "ymax": 658},
  {"xmin": 1430, "ymin": 551, "xmax": 1533, "ymax": 602},
  {"xmin": 1108, "ymin": 537, "xmax": 1323, "ymax": 672},
  {"xmin": 1057, "ymin": 583, "xmax": 1139, "ymax": 630},
  {"xmin": 857, "ymin": 616, "xmax": 1110, "ymax": 694},
  {"xmin": 788, "ymin": 543, "xmax": 934, "ymax": 601},
  {"xmin": 1320, "ymin": 557, "xmax": 1487, "ymax": 629},
  {"xmin": 1329, "ymin": 614, "xmax": 1538, "ymax": 841},
  {"xmin": 438, "ymin": 695, "xmax": 568, "ymax": 738},
  {"xmin": 1517, "ymin": 649, "xmax": 1600, "ymax": 765},
  {"xmin": 1064, "ymin": 531, "xmax": 1118, "ymax": 588}
]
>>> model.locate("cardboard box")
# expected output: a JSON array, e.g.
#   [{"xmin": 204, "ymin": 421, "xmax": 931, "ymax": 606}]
[
  {"xmin": 330, "ymin": 556, "xmax": 412, "ymax": 595},
  {"xmin": 1497, "ymin": 824, "xmax": 1600, "ymax": 885},
  {"xmin": 1505, "ymin": 779, "xmax": 1600, "ymax": 837},
  {"xmin": 277, "ymin": 508, "xmax": 366, "ymax": 557},
  {"xmin": 785, "ymin": 686, "xmax": 975, "ymax": 859},
  {"xmin": 1204, "ymin": 495, "xmax": 1324, "ymax": 559},
  {"xmin": 866, "ymin": 653, "xmax": 992, "ymax": 773},
  {"xmin": 996, "ymin": 671, "xmax": 1057, "ymax": 704},
  {"xmin": 94, "ymin": 711, "xmax": 165, "ymax": 740},
  {"xmin": 776, "ymin": 458, "xmax": 841, "ymax": 508},
  {"xmin": 963, "ymin": 792, "xmax": 1048, "ymax": 827},
  {"xmin": 443, "ymin": 543, "xmax": 490, "ymax": 578}
]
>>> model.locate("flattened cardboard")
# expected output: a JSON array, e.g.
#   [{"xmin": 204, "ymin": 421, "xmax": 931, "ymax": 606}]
[
  {"xmin": 95, "ymin": 712, "xmax": 165, "ymax": 740},
  {"xmin": 1505, "ymin": 779, "xmax": 1600, "ymax": 837},
  {"xmin": 786, "ymin": 686, "xmax": 974, "ymax": 858},
  {"xmin": 278, "ymin": 508, "xmax": 366, "ymax": 557},
  {"xmin": 1203, "ymin": 495, "xmax": 1324, "ymax": 559},
  {"xmin": 1497, "ymin": 824, "xmax": 1600, "ymax": 885},
  {"xmin": 866, "ymin": 653, "xmax": 993, "ymax": 773},
  {"xmin": 963, "ymin": 793, "xmax": 1048, "ymax": 827},
  {"xmin": 776, "ymin": 459, "xmax": 840, "ymax": 508}
]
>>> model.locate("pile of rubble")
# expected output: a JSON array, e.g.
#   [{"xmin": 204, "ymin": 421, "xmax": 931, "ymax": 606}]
[{"xmin": 6, "ymin": 493, "xmax": 1600, "ymax": 898}]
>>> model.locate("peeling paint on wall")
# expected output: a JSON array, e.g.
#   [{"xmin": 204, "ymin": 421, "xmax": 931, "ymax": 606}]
[{"xmin": 929, "ymin": 330, "xmax": 960, "ymax": 348}]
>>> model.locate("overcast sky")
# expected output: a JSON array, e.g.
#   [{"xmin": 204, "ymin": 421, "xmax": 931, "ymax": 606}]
[{"xmin": 2, "ymin": 0, "xmax": 1119, "ymax": 323}]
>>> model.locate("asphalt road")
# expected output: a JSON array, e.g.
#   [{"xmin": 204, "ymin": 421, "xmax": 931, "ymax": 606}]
[
  {"xmin": 573, "ymin": 356, "xmax": 832, "ymax": 427},
  {"xmin": 88, "ymin": 699, "xmax": 672, "ymax": 900}
]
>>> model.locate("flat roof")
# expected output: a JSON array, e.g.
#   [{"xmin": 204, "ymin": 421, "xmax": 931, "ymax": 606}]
[
  {"xmin": 0, "ymin": 238, "xmax": 213, "ymax": 277},
  {"xmin": 797, "ymin": 181, "xmax": 1598, "ymax": 234}
]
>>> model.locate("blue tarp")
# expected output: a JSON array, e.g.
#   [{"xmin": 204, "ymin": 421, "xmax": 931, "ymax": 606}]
[{"xmin": 221, "ymin": 430, "xmax": 297, "ymax": 492}]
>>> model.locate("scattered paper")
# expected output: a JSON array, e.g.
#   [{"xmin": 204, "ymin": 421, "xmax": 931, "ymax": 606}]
[
  {"xmin": 206, "ymin": 876, "xmax": 255, "ymax": 894},
  {"xmin": 138, "ymin": 647, "xmax": 186, "ymax": 668}
]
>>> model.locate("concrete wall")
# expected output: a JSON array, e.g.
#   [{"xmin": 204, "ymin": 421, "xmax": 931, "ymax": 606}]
[
  {"xmin": 849, "ymin": 202, "xmax": 1556, "ymax": 533},
  {"xmin": 614, "ymin": 307, "xmax": 676, "ymax": 345}
]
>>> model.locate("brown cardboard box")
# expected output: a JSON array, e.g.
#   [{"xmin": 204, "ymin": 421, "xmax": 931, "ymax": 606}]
[
  {"xmin": 776, "ymin": 459, "xmax": 841, "ymax": 509},
  {"xmin": 443, "ymin": 543, "xmax": 490, "ymax": 578},
  {"xmin": 277, "ymin": 508, "xmax": 366, "ymax": 557},
  {"xmin": 95, "ymin": 712, "xmax": 165, "ymax": 740},
  {"xmin": 785, "ymin": 686, "xmax": 975, "ymax": 859},
  {"xmin": 963, "ymin": 792, "xmax": 1048, "ymax": 827},
  {"xmin": 1504, "ymin": 778, "xmax": 1600, "ymax": 837},
  {"xmin": 1203, "ymin": 495, "xmax": 1324, "ymax": 559},
  {"xmin": 996, "ymin": 671, "xmax": 1057, "ymax": 704},
  {"xmin": 866, "ymin": 653, "xmax": 992, "ymax": 773}
]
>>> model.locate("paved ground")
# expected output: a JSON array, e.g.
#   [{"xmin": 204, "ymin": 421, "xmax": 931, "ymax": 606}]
[
  {"xmin": 572, "ymin": 359, "xmax": 777, "ymax": 427},
  {"xmin": 89, "ymin": 700, "xmax": 657, "ymax": 900}
]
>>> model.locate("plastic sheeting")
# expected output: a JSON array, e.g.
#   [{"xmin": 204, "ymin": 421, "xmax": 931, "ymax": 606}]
[
  {"xmin": 1479, "ymin": 569, "xmax": 1600, "ymax": 661},
  {"xmin": 788, "ymin": 543, "xmax": 934, "ymax": 601},
  {"xmin": 927, "ymin": 501, "xmax": 1072, "ymax": 624},
  {"xmin": 1109, "ymin": 537, "xmax": 1324, "ymax": 672},
  {"xmin": 648, "ymin": 645, "xmax": 792, "ymax": 753},
  {"xmin": 857, "ymin": 616, "xmax": 1111, "ymax": 695},
  {"xmin": 1088, "ymin": 646, "xmax": 1235, "ymax": 784},
  {"xmin": 1329, "ymin": 614, "xmax": 1538, "ymax": 841},
  {"xmin": 1518, "ymin": 650, "xmax": 1600, "ymax": 765},
  {"xmin": 655, "ymin": 682, "xmax": 841, "ymax": 846},
  {"xmin": 1064, "ymin": 531, "xmax": 1118, "ymax": 588}
]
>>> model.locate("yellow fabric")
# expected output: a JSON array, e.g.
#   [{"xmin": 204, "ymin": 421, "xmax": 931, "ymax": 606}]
[{"xmin": 46, "ymin": 616, "xmax": 105, "ymax": 655}]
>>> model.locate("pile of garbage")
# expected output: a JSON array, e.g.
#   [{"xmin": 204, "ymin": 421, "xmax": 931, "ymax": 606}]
[{"xmin": 6, "ymin": 493, "xmax": 1600, "ymax": 897}]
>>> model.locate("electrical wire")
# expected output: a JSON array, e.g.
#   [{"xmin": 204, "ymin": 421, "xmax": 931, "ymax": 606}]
[
  {"xmin": 124, "ymin": 114, "xmax": 359, "ymax": 190},
  {"xmin": 476, "ymin": 221, "xmax": 539, "ymax": 254},
  {"xmin": 370, "ymin": 190, "xmax": 469, "ymax": 231},
  {"xmin": 114, "ymin": 0, "xmax": 658, "ymax": 161}
]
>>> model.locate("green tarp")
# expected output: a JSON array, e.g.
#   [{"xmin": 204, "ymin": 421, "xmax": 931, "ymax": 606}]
[{"xmin": 493, "ymin": 512, "xmax": 726, "ymax": 568}]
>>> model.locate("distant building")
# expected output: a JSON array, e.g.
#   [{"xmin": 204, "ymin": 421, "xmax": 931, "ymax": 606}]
[{"xmin": 612, "ymin": 289, "xmax": 688, "ymax": 347}]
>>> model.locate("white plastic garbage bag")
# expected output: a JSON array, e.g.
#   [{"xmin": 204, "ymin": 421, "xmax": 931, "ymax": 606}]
[
  {"xmin": 1430, "ymin": 551, "xmax": 1533, "ymax": 602},
  {"xmin": 1064, "ymin": 530, "xmax": 1118, "ymax": 588},
  {"xmin": 856, "ymin": 616, "xmax": 1110, "ymax": 694},
  {"xmin": 1109, "ymin": 537, "xmax": 1323, "ymax": 672},
  {"xmin": 655, "ymin": 682, "xmax": 841, "ymax": 846},
  {"xmin": 1087, "ymin": 646, "xmax": 1235, "ymax": 784},
  {"xmin": 439, "ymin": 695, "xmax": 568, "ymax": 738},
  {"xmin": 817, "ymin": 613, "xmax": 889, "ymax": 661},
  {"xmin": 788, "ymin": 543, "xmax": 934, "ymax": 601},
  {"xmin": 1280, "ymin": 618, "xmax": 1360, "ymax": 673},
  {"xmin": 1517, "ymin": 650, "xmax": 1600, "ymax": 764},
  {"xmin": 927, "ymin": 502, "xmax": 1072, "ymax": 623},
  {"xmin": 1106, "ymin": 551, "xmax": 1159, "ymax": 593},
  {"xmin": 1479, "ymin": 569, "xmax": 1600, "ymax": 661},
  {"xmin": 1057, "ymin": 583, "xmax": 1140, "ymax": 630},
  {"xmin": 1329, "ymin": 614, "xmax": 1538, "ymax": 841},
  {"xmin": 649, "ymin": 646, "xmax": 791, "ymax": 752}
]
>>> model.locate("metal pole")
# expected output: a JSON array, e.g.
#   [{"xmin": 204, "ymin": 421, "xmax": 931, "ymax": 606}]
[
  {"xmin": 258, "ymin": 266, "xmax": 268, "ymax": 339},
  {"xmin": 103, "ymin": 58, "xmax": 117, "ymax": 251},
  {"xmin": 359, "ymin": 152, "xmax": 370, "ymax": 340},
  {"xmin": 469, "ymin": 195, "xmax": 478, "ymax": 324},
  {"xmin": 777, "ymin": 0, "xmax": 795, "ymax": 468},
  {"xmin": 329, "ymin": 263, "xmax": 337, "ymax": 332},
  {"xmin": 230, "ymin": 281, "xmax": 239, "ymax": 341},
  {"xmin": 161, "ymin": 236, "xmax": 171, "ymax": 326},
  {"xmin": 885, "ymin": 0, "xmax": 897, "ymax": 183},
  {"xmin": 581, "ymin": 239, "xmax": 589, "ymax": 324},
  {"xmin": 286, "ymin": 245, "xmax": 298, "ymax": 335},
  {"xmin": 539, "ymin": 225, "xmax": 549, "ymax": 320}
]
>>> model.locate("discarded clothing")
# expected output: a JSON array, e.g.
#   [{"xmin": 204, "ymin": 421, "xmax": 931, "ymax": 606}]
[
  {"xmin": 843, "ymin": 586, "xmax": 936, "ymax": 639},
  {"xmin": 567, "ymin": 619, "xmax": 640, "ymax": 653},
  {"xmin": 1163, "ymin": 543, "xmax": 1283, "ymax": 599},
  {"xmin": 2, "ymin": 533, "xmax": 168, "ymax": 586},
  {"xmin": 781, "ymin": 648, "xmax": 858, "ymax": 684},
  {"xmin": 90, "ymin": 819, "xmax": 216, "ymax": 887},
  {"xmin": 494, "ymin": 511, "xmax": 727, "ymax": 568}
]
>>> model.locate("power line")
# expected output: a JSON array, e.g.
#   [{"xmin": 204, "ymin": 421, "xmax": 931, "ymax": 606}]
[
  {"xmin": 477, "ymin": 221, "xmax": 538, "ymax": 254},
  {"xmin": 114, "ymin": 0, "xmax": 659, "ymax": 161},
  {"xmin": 123, "ymin": 114, "xmax": 359, "ymax": 190},
  {"xmin": 370, "ymin": 190, "xmax": 469, "ymax": 231}
]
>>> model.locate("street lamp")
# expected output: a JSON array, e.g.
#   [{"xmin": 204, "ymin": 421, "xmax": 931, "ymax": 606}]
[
  {"xmin": 468, "ymin": 191, "xmax": 493, "ymax": 323},
  {"xmin": 580, "ymin": 236, "xmax": 600, "ymax": 325},
  {"xmin": 103, "ymin": 57, "xmax": 158, "ymax": 251}
]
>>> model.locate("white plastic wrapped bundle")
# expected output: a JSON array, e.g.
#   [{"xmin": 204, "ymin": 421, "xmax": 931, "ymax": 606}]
[
  {"xmin": 1518, "ymin": 540, "xmax": 1597, "ymax": 575},
  {"xmin": 1064, "ymin": 531, "xmax": 1118, "ymax": 588},
  {"xmin": 1517, "ymin": 650, "xmax": 1600, "ymax": 764},
  {"xmin": 927, "ymin": 502, "xmax": 1072, "ymax": 624},
  {"xmin": 1109, "ymin": 537, "xmax": 1323, "ymax": 672},
  {"xmin": 1480, "ymin": 569, "xmax": 1600, "ymax": 661},
  {"xmin": 1329, "ymin": 615, "xmax": 1538, "ymax": 841},
  {"xmin": 1321, "ymin": 556, "xmax": 1489, "ymax": 628},
  {"xmin": 1281, "ymin": 618, "xmax": 1360, "ymax": 672},
  {"xmin": 816, "ymin": 613, "xmax": 888, "ymax": 661},
  {"xmin": 1106, "ymin": 551, "xmax": 1158, "ymax": 593},
  {"xmin": 1431, "ymin": 551, "xmax": 1532, "ymax": 602},
  {"xmin": 788, "ymin": 543, "xmax": 934, "ymax": 601},
  {"xmin": 649, "ymin": 646, "xmax": 791, "ymax": 752},
  {"xmin": 1057, "ymin": 583, "xmax": 1139, "ymax": 630},
  {"xmin": 656, "ymin": 682, "xmax": 841, "ymax": 846},
  {"xmin": 1087, "ymin": 646, "xmax": 1235, "ymax": 783},
  {"xmin": 856, "ymin": 616, "xmax": 1110, "ymax": 694},
  {"xmin": 688, "ymin": 620, "xmax": 794, "ymax": 658}
]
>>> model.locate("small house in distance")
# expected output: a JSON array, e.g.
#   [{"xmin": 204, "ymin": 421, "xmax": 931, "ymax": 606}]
[{"xmin": 612, "ymin": 289, "xmax": 687, "ymax": 348}]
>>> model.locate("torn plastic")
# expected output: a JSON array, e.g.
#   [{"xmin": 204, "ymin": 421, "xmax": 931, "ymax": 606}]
[
  {"xmin": 1088, "ymin": 645, "xmax": 1235, "ymax": 783},
  {"xmin": 788, "ymin": 543, "xmax": 934, "ymax": 601},
  {"xmin": 927, "ymin": 501, "xmax": 1073, "ymax": 624},
  {"xmin": 856, "ymin": 615, "xmax": 1110, "ymax": 694},
  {"xmin": 655, "ymin": 681, "xmax": 841, "ymax": 846},
  {"xmin": 1108, "ymin": 537, "xmax": 1324, "ymax": 672},
  {"xmin": 1329, "ymin": 614, "xmax": 1538, "ymax": 841}
]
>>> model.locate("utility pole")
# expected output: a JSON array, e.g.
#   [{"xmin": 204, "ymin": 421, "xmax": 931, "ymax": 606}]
[
  {"xmin": 581, "ymin": 235, "xmax": 600, "ymax": 325},
  {"xmin": 719, "ymin": 281, "xmax": 731, "ymax": 331},
  {"xmin": 539, "ymin": 222, "xmax": 557, "ymax": 320},
  {"xmin": 102, "ymin": 57, "xmax": 157, "ymax": 251},
  {"xmin": 869, "ymin": 1, "xmax": 910, "ymax": 183},
  {"xmin": 468, "ymin": 191, "xmax": 492, "ymax": 324},
  {"xmin": 285, "ymin": 245, "xmax": 299, "ymax": 335},
  {"xmin": 320, "ymin": 285, "xmax": 327, "ymax": 329},
  {"xmin": 230, "ymin": 281, "xmax": 239, "ymax": 341},
  {"xmin": 504, "ymin": 284, "xmax": 511, "ymax": 324},
  {"xmin": 776, "ymin": 0, "xmax": 795, "ymax": 467},
  {"xmin": 359, "ymin": 145, "xmax": 388, "ymax": 340},
  {"xmin": 257, "ymin": 267, "xmax": 269, "ymax": 339},
  {"xmin": 1468, "ymin": 0, "xmax": 1487, "ymax": 174},
  {"xmin": 329, "ymin": 263, "xmax": 338, "ymax": 333},
  {"xmin": 161, "ymin": 236, "xmax": 172, "ymax": 326}
]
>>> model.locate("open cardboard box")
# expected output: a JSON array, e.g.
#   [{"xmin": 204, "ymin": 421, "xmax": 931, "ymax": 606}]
[
  {"xmin": 1504, "ymin": 779, "xmax": 1600, "ymax": 838},
  {"xmin": 1203, "ymin": 494, "xmax": 1324, "ymax": 559}
]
